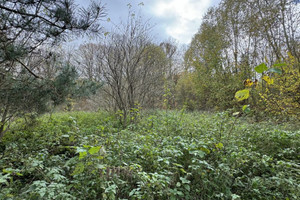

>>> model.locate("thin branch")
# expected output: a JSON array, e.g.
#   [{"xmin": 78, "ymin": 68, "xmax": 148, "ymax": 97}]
[
  {"xmin": 0, "ymin": 4, "xmax": 66, "ymax": 29},
  {"xmin": 16, "ymin": 59, "xmax": 41, "ymax": 79}
]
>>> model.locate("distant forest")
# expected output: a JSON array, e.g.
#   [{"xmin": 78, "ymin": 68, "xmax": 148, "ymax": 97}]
[{"xmin": 1, "ymin": 0, "xmax": 299, "ymax": 136}]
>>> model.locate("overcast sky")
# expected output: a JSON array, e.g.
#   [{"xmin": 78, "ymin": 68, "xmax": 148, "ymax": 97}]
[{"xmin": 76, "ymin": 0, "xmax": 221, "ymax": 45}]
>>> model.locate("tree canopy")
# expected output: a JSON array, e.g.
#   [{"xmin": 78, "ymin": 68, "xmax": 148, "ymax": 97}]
[{"xmin": 0, "ymin": 0, "xmax": 106, "ymax": 139}]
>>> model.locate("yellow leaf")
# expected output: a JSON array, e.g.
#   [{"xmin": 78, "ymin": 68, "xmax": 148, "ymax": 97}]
[
  {"xmin": 244, "ymin": 79, "xmax": 253, "ymax": 87},
  {"xmin": 262, "ymin": 76, "xmax": 274, "ymax": 85},
  {"xmin": 235, "ymin": 89, "xmax": 250, "ymax": 101}
]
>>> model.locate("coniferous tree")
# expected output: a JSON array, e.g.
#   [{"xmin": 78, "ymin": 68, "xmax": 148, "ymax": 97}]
[{"xmin": 0, "ymin": 0, "xmax": 106, "ymax": 139}]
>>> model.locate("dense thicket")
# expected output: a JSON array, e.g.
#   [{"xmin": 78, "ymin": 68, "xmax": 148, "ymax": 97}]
[
  {"xmin": 0, "ymin": 111, "xmax": 299, "ymax": 199},
  {"xmin": 0, "ymin": 1, "xmax": 299, "ymax": 199},
  {"xmin": 177, "ymin": 0, "xmax": 300, "ymax": 115}
]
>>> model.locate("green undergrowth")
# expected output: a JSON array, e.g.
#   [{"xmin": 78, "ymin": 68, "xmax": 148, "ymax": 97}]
[{"xmin": 0, "ymin": 110, "xmax": 299, "ymax": 199}]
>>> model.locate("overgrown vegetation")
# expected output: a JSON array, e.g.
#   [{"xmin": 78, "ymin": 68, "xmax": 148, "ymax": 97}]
[
  {"xmin": 179, "ymin": 0, "xmax": 300, "ymax": 113},
  {"xmin": 1, "ymin": 0, "xmax": 299, "ymax": 199},
  {"xmin": 0, "ymin": 0, "xmax": 106, "ymax": 139},
  {"xmin": 0, "ymin": 111, "xmax": 299, "ymax": 199}
]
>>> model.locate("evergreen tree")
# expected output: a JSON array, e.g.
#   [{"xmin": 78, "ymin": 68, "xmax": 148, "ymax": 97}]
[{"xmin": 0, "ymin": 0, "xmax": 106, "ymax": 139}]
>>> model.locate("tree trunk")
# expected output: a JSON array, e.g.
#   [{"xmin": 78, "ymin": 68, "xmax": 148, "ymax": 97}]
[{"xmin": 0, "ymin": 123, "xmax": 5, "ymax": 141}]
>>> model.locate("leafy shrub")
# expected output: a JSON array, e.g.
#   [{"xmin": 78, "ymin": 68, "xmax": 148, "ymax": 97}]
[
  {"xmin": 0, "ymin": 111, "xmax": 299, "ymax": 199},
  {"xmin": 259, "ymin": 55, "xmax": 300, "ymax": 120}
]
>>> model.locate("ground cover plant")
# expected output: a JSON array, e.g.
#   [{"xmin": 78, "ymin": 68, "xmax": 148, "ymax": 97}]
[
  {"xmin": 0, "ymin": 110, "xmax": 299, "ymax": 200},
  {"xmin": 1, "ymin": 0, "xmax": 299, "ymax": 199}
]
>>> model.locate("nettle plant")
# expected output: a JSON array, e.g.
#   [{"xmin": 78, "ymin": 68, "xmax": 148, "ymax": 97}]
[{"xmin": 234, "ymin": 62, "xmax": 283, "ymax": 115}]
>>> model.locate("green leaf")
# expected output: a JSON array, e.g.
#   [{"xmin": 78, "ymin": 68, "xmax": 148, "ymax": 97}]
[
  {"xmin": 242, "ymin": 105, "xmax": 251, "ymax": 114},
  {"xmin": 255, "ymin": 63, "xmax": 268, "ymax": 73},
  {"xmin": 88, "ymin": 146, "xmax": 101, "ymax": 155},
  {"xmin": 96, "ymin": 164, "xmax": 106, "ymax": 169},
  {"xmin": 177, "ymin": 191, "xmax": 184, "ymax": 196},
  {"xmin": 71, "ymin": 162, "xmax": 85, "ymax": 176},
  {"xmin": 180, "ymin": 177, "xmax": 191, "ymax": 184},
  {"xmin": 129, "ymin": 189, "xmax": 138, "ymax": 197},
  {"xmin": 184, "ymin": 184, "xmax": 190, "ymax": 191},
  {"xmin": 3, "ymin": 169, "xmax": 12, "ymax": 174},
  {"xmin": 170, "ymin": 196, "xmax": 176, "ymax": 200},
  {"xmin": 38, "ymin": 187, "xmax": 47, "ymax": 197},
  {"xmin": 215, "ymin": 142, "xmax": 224, "ymax": 149},
  {"xmin": 235, "ymin": 89, "xmax": 250, "ymax": 101},
  {"xmin": 79, "ymin": 151, "xmax": 87, "ymax": 160},
  {"xmin": 16, "ymin": 172, "xmax": 23, "ymax": 176},
  {"xmin": 273, "ymin": 63, "xmax": 286, "ymax": 67},
  {"xmin": 200, "ymin": 147, "xmax": 211, "ymax": 154},
  {"xmin": 232, "ymin": 194, "xmax": 241, "ymax": 200},
  {"xmin": 0, "ymin": 174, "xmax": 10, "ymax": 185},
  {"xmin": 268, "ymin": 68, "xmax": 282, "ymax": 74}
]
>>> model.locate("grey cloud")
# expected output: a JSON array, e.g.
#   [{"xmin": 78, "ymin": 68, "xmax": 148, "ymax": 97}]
[{"xmin": 74, "ymin": 0, "xmax": 221, "ymax": 44}]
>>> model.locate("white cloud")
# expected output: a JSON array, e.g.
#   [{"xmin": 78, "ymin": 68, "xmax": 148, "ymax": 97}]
[{"xmin": 149, "ymin": 0, "xmax": 212, "ymax": 44}]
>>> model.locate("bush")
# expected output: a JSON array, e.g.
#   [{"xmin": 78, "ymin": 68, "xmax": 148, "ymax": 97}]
[
  {"xmin": 258, "ymin": 54, "xmax": 300, "ymax": 120},
  {"xmin": 0, "ymin": 111, "xmax": 299, "ymax": 199}
]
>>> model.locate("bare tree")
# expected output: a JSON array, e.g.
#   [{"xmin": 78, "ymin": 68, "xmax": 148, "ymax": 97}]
[
  {"xmin": 159, "ymin": 38, "xmax": 183, "ymax": 108},
  {"xmin": 94, "ymin": 14, "xmax": 168, "ymax": 125},
  {"xmin": 75, "ymin": 43, "xmax": 102, "ymax": 81}
]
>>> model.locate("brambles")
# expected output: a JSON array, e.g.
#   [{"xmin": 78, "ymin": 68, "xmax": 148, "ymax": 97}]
[{"xmin": 0, "ymin": 111, "xmax": 299, "ymax": 199}]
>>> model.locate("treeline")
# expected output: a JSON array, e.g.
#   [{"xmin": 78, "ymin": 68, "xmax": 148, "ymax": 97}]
[
  {"xmin": 67, "ymin": 15, "xmax": 182, "ymax": 125},
  {"xmin": 70, "ymin": 0, "xmax": 300, "ymax": 120},
  {"xmin": 1, "ymin": 0, "xmax": 299, "ymax": 139},
  {"xmin": 178, "ymin": 0, "xmax": 300, "ymax": 117}
]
